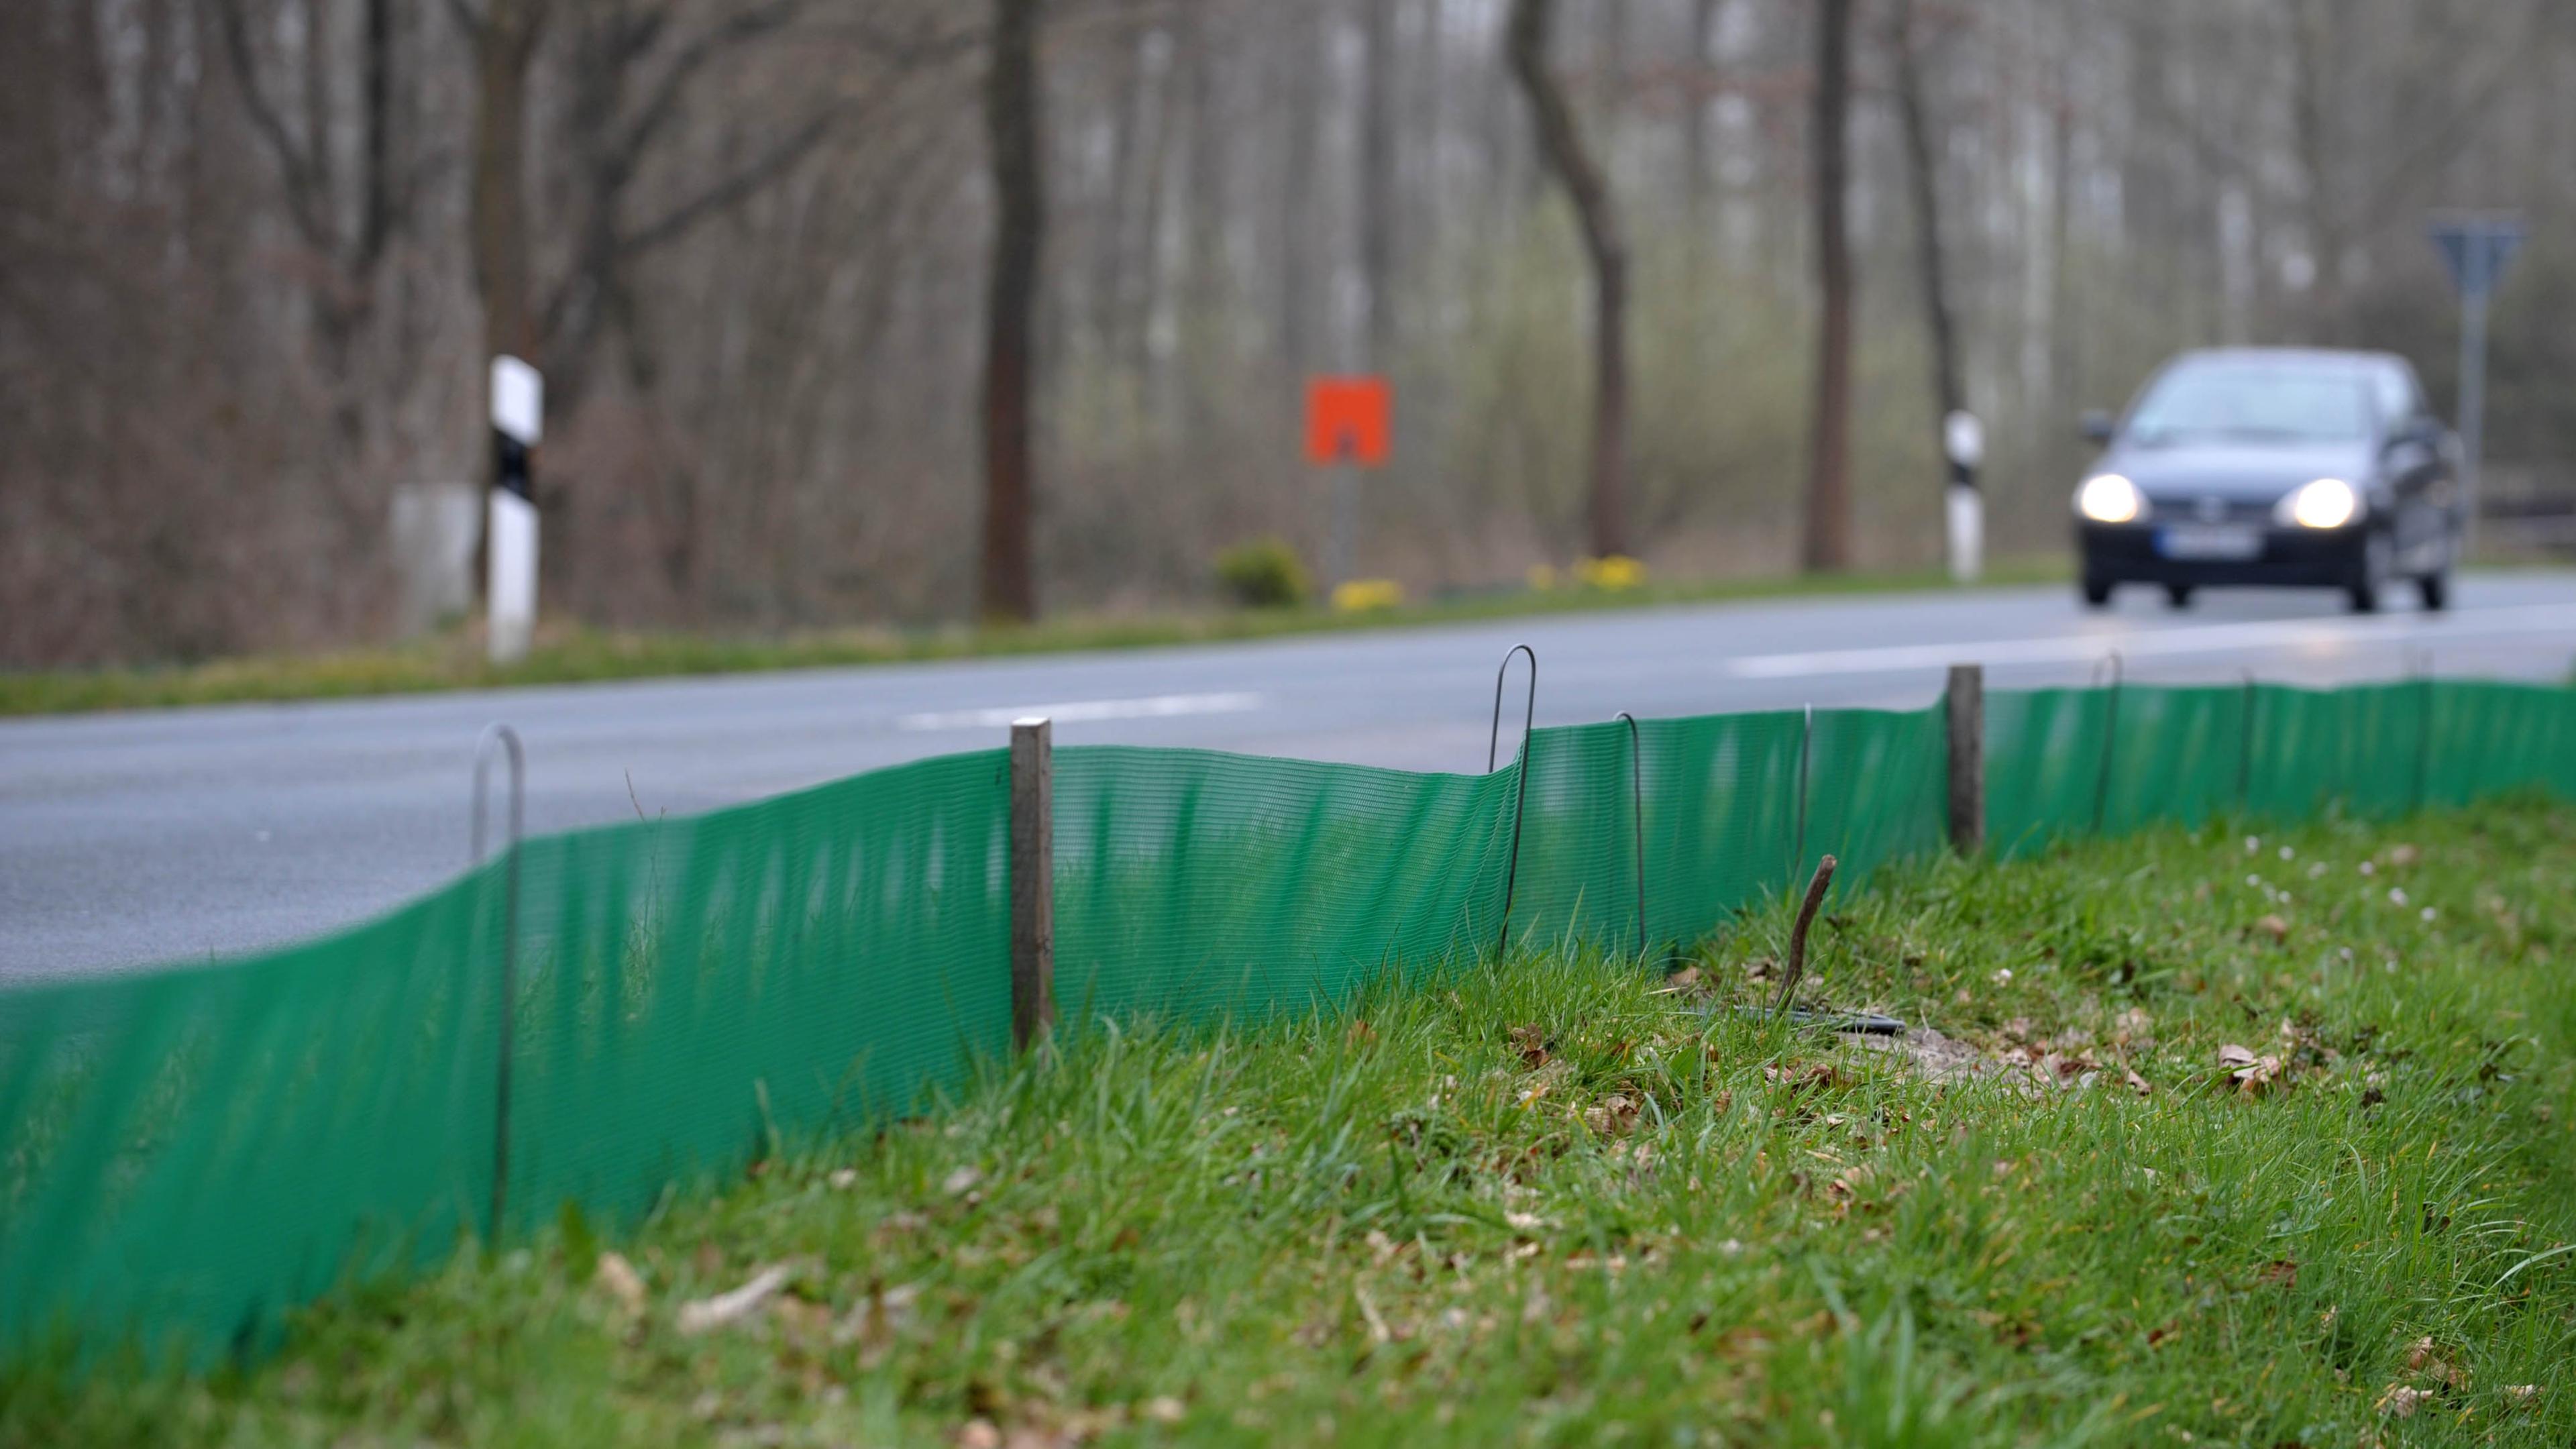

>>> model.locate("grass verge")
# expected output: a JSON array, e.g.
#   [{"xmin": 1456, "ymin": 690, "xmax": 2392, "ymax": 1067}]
[
  {"xmin": 8, "ymin": 797, "xmax": 2573, "ymax": 1446},
  {"xmin": 0, "ymin": 559, "xmax": 2069, "ymax": 718}
]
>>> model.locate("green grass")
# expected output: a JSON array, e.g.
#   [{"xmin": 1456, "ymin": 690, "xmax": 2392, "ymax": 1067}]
[
  {"xmin": 9, "ymin": 798, "xmax": 2574, "ymax": 1446},
  {"xmin": 0, "ymin": 559, "xmax": 2070, "ymax": 717}
]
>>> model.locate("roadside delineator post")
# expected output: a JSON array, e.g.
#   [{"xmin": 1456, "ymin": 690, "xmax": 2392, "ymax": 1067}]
[
  {"xmin": 1945, "ymin": 663, "xmax": 1984, "ymax": 856},
  {"xmin": 1943, "ymin": 411, "xmax": 1984, "ymax": 584},
  {"xmin": 1009, "ymin": 717, "xmax": 1055, "ymax": 1051},
  {"xmin": 486, "ymin": 357, "xmax": 543, "ymax": 665}
]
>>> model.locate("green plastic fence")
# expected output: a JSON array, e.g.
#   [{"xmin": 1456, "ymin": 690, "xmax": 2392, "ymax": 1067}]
[{"xmin": 3, "ymin": 682, "xmax": 2571, "ymax": 1364}]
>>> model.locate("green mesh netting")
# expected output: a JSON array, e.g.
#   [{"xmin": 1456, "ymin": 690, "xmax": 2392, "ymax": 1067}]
[
  {"xmin": 1051, "ymin": 746, "xmax": 1517, "ymax": 1026},
  {"xmin": 1, "ymin": 751, "xmax": 1010, "ymax": 1362},
  {"xmin": 2, "ymin": 683, "xmax": 2569, "ymax": 1362}
]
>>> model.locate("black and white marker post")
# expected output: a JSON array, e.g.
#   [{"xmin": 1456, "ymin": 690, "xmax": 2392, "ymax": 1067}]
[
  {"xmin": 1943, "ymin": 409, "xmax": 1984, "ymax": 584},
  {"xmin": 487, "ymin": 356, "xmax": 543, "ymax": 665}
]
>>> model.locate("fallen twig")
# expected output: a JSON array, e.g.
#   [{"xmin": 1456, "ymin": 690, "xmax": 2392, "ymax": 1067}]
[{"xmin": 1772, "ymin": 855, "xmax": 1837, "ymax": 1017}]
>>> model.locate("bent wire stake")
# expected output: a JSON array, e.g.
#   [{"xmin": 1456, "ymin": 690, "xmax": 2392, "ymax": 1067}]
[
  {"xmin": 1615, "ymin": 712, "xmax": 1646, "ymax": 959},
  {"xmin": 1770, "ymin": 854, "xmax": 1838, "ymax": 1020},
  {"xmin": 470, "ymin": 724, "xmax": 525, "ymax": 1245},
  {"xmin": 1489, "ymin": 643, "xmax": 1538, "ymax": 772},
  {"xmin": 1489, "ymin": 645, "xmax": 1537, "ymax": 963},
  {"xmin": 2089, "ymin": 650, "xmax": 2124, "ymax": 836}
]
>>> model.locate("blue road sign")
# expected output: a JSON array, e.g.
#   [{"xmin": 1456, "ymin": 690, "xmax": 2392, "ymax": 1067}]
[{"xmin": 2429, "ymin": 215, "xmax": 2524, "ymax": 300}]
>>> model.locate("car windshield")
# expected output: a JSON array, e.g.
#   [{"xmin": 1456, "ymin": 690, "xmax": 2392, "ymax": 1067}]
[{"xmin": 2125, "ymin": 364, "xmax": 2373, "ymax": 445}]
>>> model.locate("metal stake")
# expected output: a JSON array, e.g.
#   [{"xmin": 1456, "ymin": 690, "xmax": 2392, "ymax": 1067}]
[
  {"xmin": 1791, "ymin": 703, "xmax": 1814, "ymax": 885},
  {"xmin": 1489, "ymin": 645, "xmax": 1537, "ymax": 962},
  {"xmin": 2236, "ymin": 671, "xmax": 2258, "ymax": 811},
  {"xmin": 1010, "ymin": 717, "xmax": 1056, "ymax": 1051},
  {"xmin": 2410, "ymin": 649, "xmax": 2434, "ymax": 816},
  {"xmin": 470, "ymin": 724, "xmax": 525, "ymax": 1244},
  {"xmin": 1614, "ymin": 712, "xmax": 1646, "ymax": 959},
  {"xmin": 2089, "ymin": 651, "xmax": 2123, "ymax": 836}
]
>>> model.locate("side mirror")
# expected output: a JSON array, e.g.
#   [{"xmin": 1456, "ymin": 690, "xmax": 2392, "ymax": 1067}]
[
  {"xmin": 2080, "ymin": 409, "xmax": 2115, "ymax": 446},
  {"xmin": 2383, "ymin": 417, "xmax": 2440, "ymax": 451}
]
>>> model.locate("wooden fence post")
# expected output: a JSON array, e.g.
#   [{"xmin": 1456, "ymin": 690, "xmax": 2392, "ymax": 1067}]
[
  {"xmin": 1010, "ymin": 717, "xmax": 1055, "ymax": 1051},
  {"xmin": 1946, "ymin": 663, "xmax": 1984, "ymax": 856}
]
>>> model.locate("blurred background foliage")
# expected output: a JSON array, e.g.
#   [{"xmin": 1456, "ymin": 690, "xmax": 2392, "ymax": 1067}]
[{"xmin": 3, "ymin": 0, "xmax": 2567, "ymax": 665}]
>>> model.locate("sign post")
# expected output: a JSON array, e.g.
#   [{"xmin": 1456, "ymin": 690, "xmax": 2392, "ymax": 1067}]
[
  {"xmin": 2428, "ymin": 213, "xmax": 2522, "ymax": 556},
  {"xmin": 487, "ymin": 356, "xmax": 543, "ymax": 665},
  {"xmin": 1304, "ymin": 376, "xmax": 1391, "ymax": 586},
  {"xmin": 1943, "ymin": 409, "xmax": 1984, "ymax": 584}
]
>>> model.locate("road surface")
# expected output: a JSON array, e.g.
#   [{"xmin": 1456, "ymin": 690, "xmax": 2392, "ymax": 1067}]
[{"xmin": 8, "ymin": 574, "xmax": 2576, "ymax": 979}]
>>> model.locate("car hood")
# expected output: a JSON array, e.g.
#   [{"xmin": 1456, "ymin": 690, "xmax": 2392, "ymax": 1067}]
[{"xmin": 2100, "ymin": 440, "xmax": 2375, "ymax": 501}]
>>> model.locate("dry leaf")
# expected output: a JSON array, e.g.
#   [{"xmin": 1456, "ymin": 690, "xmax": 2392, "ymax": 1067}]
[
  {"xmin": 2404, "ymin": 1336, "xmax": 2467, "ymax": 1389},
  {"xmin": 2253, "ymin": 914, "xmax": 2289, "ymax": 943},
  {"xmin": 1142, "ymin": 1396, "xmax": 1186, "ymax": 1424},
  {"xmin": 594, "ymin": 1252, "xmax": 647, "ymax": 1315},
  {"xmin": 2218, "ymin": 1044, "xmax": 2258, "ymax": 1067},
  {"xmin": 1509, "ymin": 1024, "xmax": 1550, "ymax": 1069},
  {"xmin": 2124, "ymin": 1067, "xmax": 2153, "ymax": 1097},
  {"xmin": 943, "ymin": 1165, "xmax": 984, "ymax": 1197},
  {"xmin": 2258, "ymin": 1258, "xmax": 2297, "ymax": 1288},
  {"xmin": 956, "ymin": 1421, "xmax": 1004, "ymax": 1449},
  {"xmin": 2504, "ymin": 1384, "xmax": 2540, "ymax": 1407},
  {"xmin": 2229, "ymin": 1053, "xmax": 2285, "ymax": 1093},
  {"xmin": 1346, "ymin": 1018, "xmax": 1377, "ymax": 1046},
  {"xmin": 1582, "ymin": 1093, "xmax": 1640, "ymax": 1136},
  {"xmin": 677, "ymin": 1263, "xmax": 790, "ymax": 1334},
  {"xmin": 827, "ymin": 1167, "xmax": 858, "ymax": 1190},
  {"xmin": 2375, "ymin": 1385, "xmax": 2430, "ymax": 1419}
]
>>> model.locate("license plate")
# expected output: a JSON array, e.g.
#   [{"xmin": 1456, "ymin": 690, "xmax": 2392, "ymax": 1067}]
[{"xmin": 2157, "ymin": 525, "xmax": 2261, "ymax": 561}]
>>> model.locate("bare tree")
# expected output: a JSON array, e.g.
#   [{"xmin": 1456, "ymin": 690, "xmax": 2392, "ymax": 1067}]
[
  {"xmin": 16, "ymin": 0, "xmax": 2576, "ymax": 668},
  {"xmin": 460, "ymin": 0, "xmax": 547, "ymax": 369},
  {"xmin": 980, "ymin": 0, "xmax": 1043, "ymax": 623},
  {"xmin": 1507, "ymin": 0, "xmax": 1628, "ymax": 561},
  {"xmin": 1803, "ymin": 0, "xmax": 1854, "ymax": 573},
  {"xmin": 1361, "ymin": 0, "xmax": 1399, "ymax": 369},
  {"xmin": 1890, "ymin": 0, "xmax": 1962, "ymax": 423}
]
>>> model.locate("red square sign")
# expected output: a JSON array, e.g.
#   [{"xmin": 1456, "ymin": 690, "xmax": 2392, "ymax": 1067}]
[{"xmin": 1305, "ymin": 376, "xmax": 1391, "ymax": 467}]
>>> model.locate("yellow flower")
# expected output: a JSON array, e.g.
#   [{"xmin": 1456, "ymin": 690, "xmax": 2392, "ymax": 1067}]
[
  {"xmin": 1331, "ymin": 579, "xmax": 1406, "ymax": 612},
  {"xmin": 1576, "ymin": 555, "xmax": 1648, "ymax": 591}
]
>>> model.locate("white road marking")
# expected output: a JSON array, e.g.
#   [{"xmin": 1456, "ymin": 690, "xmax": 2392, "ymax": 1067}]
[
  {"xmin": 896, "ymin": 691, "xmax": 1266, "ymax": 733},
  {"xmin": 1719, "ymin": 602, "xmax": 2576, "ymax": 680}
]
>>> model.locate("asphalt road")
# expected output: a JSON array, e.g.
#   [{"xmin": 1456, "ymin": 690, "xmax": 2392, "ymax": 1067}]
[{"xmin": 9, "ymin": 572, "xmax": 2576, "ymax": 979}]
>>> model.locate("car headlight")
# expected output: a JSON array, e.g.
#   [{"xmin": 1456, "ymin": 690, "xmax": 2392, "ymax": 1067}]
[
  {"xmin": 2075, "ymin": 474, "xmax": 2143, "ymax": 524},
  {"xmin": 2277, "ymin": 478, "xmax": 2361, "ymax": 529}
]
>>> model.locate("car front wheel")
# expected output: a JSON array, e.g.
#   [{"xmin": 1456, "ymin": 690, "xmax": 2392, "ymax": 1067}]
[
  {"xmin": 2418, "ymin": 570, "xmax": 2449, "ymax": 612},
  {"xmin": 2347, "ymin": 533, "xmax": 2391, "ymax": 614},
  {"xmin": 2082, "ymin": 578, "xmax": 2112, "ymax": 609}
]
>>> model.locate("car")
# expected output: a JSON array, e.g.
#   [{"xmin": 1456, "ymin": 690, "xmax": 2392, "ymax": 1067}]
[{"xmin": 2071, "ymin": 347, "xmax": 2462, "ymax": 613}]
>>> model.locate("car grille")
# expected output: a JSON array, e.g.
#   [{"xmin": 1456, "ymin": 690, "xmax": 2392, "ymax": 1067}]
[{"xmin": 2143, "ymin": 494, "xmax": 2274, "ymax": 525}]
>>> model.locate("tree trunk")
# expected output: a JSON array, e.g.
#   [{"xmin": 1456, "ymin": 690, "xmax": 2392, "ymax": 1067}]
[
  {"xmin": 1360, "ymin": 0, "xmax": 1398, "ymax": 370},
  {"xmin": 1277, "ymin": 10, "xmax": 1323, "ymax": 378},
  {"xmin": 361, "ymin": 0, "xmax": 393, "ymax": 266},
  {"xmin": 980, "ymin": 0, "xmax": 1044, "ymax": 623},
  {"xmin": 1507, "ymin": 0, "xmax": 1628, "ymax": 561},
  {"xmin": 466, "ymin": 0, "xmax": 543, "ymax": 610},
  {"xmin": 469, "ymin": 0, "xmax": 541, "ymax": 366},
  {"xmin": 1803, "ymin": 0, "xmax": 1854, "ymax": 573},
  {"xmin": 1890, "ymin": 0, "xmax": 1961, "ymax": 421},
  {"xmin": 1684, "ymin": 0, "xmax": 1720, "ymax": 225}
]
